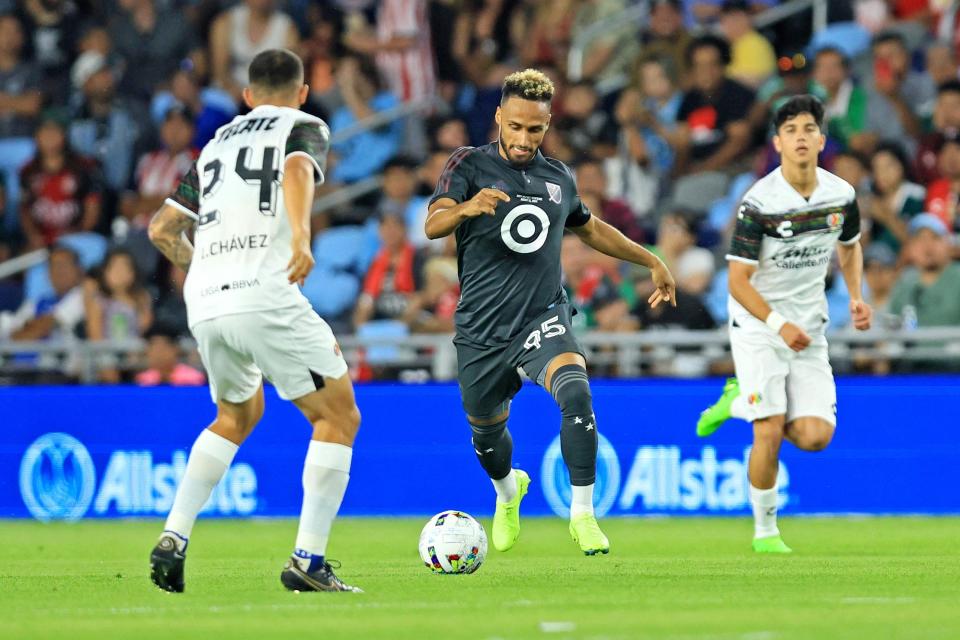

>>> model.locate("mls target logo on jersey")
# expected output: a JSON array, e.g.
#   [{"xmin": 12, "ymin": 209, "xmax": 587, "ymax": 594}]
[
  {"xmin": 545, "ymin": 181, "xmax": 562, "ymax": 204},
  {"xmin": 501, "ymin": 204, "xmax": 550, "ymax": 254}
]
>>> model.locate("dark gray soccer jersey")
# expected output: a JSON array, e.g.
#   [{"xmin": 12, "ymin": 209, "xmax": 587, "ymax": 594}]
[{"xmin": 430, "ymin": 143, "xmax": 591, "ymax": 347}]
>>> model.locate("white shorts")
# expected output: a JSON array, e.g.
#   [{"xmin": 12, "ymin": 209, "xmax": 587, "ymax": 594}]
[
  {"xmin": 192, "ymin": 306, "xmax": 348, "ymax": 404},
  {"xmin": 729, "ymin": 325, "xmax": 837, "ymax": 425}
]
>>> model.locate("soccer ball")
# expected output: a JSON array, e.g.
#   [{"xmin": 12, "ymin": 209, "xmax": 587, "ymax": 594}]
[{"xmin": 418, "ymin": 510, "xmax": 488, "ymax": 574}]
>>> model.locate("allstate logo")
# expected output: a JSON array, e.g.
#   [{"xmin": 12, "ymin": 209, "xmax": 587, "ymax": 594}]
[
  {"xmin": 19, "ymin": 433, "xmax": 96, "ymax": 521},
  {"xmin": 540, "ymin": 433, "xmax": 620, "ymax": 517}
]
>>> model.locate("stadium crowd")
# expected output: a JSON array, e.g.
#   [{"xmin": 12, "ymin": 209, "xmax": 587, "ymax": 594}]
[{"xmin": 1, "ymin": 0, "xmax": 960, "ymax": 384}]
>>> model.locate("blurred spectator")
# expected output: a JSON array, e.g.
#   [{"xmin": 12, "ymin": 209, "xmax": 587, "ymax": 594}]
[
  {"xmin": 377, "ymin": 155, "xmax": 424, "ymax": 234},
  {"xmin": 676, "ymin": 34, "xmax": 754, "ymax": 176},
  {"xmin": 869, "ymin": 31, "xmax": 935, "ymax": 138},
  {"xmin": 569, "ymin": 0, "xmax": 638, "ymax": 85},
  {"xmin": 925, "ymin": 42, "xmax": 958, "ymax": 89},
  {"xmin": 135, "ymin": 323, "xmax": 205, "ymax": 387},
  {"xmin": 718, "ymin": 0, "xmax": 776, "ymax": 89},
  {"xmin": 602, "ymin": 111, "xmax": 661, "ymax": 221},
  {"xmin": 1, "ymin": 244, "xmax": 83, "ymax": 341},
  {"xmin": 915, "ymin": 80, "xmax": 960, "ymax": 185},
  {"xmin": 328, "ymin": 55, "xmax": 402, "ymax": 184},
  {"xmin": 636, "ymin": 0, "xmax": 692, "ymax": 86},
  {"xmin": 616, "ymin": 57, "xmax": 682, "ymax": 175},
  {"xmin": 108, "ymin": 0, "xmax": 196, "ymax": 104},
  {"xmin": 813, "ymin": 46, "xmax": 905, "ymax": 155},
  {"xmin": 301, "ymin": 4, "xmax": 344, "ymax": 117},
  {"xmin": 686, "ymin": 0, "xmax": 777, "ymax": 28},
  {"xmin": 0, "ymin": 13, "xmax": 42, "ymax": 229},
  {"xmin": 864, "ymin": 141, "xmax": 924, "ymax": 253},
  {"xmin": 117, "ymin": 106, "xmax": 197, "ymax": 279},
  {"xmin": 573, "ymin": 157, "xmax": 644, "ymax": 243},
  {"xmin": 209, "ymin": 0, "xmax": 299, "ymax": 103},
  {"xmin": 152, "ymin": 265, "xmax": 189, "ymax": 338},
  {"xmin": 402, "ymin": 255, "xmax": 458, "ymax": 333},
  {"xmin": 19, "ymin": 113, "xmax": 102, "ymax": 249},
  {"xmin": 862, "ymin": 242, "xmax": 900, "ymax": 325},
  {"xmin": 519, "ymin": 0, "xmax": 577, "ymax": 68},
  {"xmin": 83, "ymin": 248, "xmax": 152, "ymax": 344},
  {"xmin": 427, "ymin": 115, "xmax": 469, "ymax": 153},
  {"xmin": 353, "ymin": 214, "xmax": 422, "ymax": 327},
  {"xmin": 833, "ymin": 148, "xmax": 871, "ymax": 195},
  {"xmin": 923, "ymin": 132, "xmax": 960, "ymax": 234},
  {"xmin": 751, "ymin": 52, "xmax": 826, "ymax": 132},
  {"xmin": 151, "ymin": 67, "xmax": 236, "ymax": 149},
  {"xmin": 890, "ymin": 214, "xmax": 960, "ymax": 328},
  {"xmin": 555, "ymin": 81, "xmax": 618, "ymax": 158},
  {"xmin": 561, "ymin": 234, "xmax": 636, "ymax": 332},
  {"xmin": 17, "ymin": 0, "xmax": 82, "ymax": 103},
  {"xmin": 342, "ymin": 0, "xmax": 435, "ymax": 102},
  {"xmin": 654, "ymin": 212, "xmax": 715, "ymax": 296},
  {"xmin": 68, "ymin": 51, "xmax": 140, "ymax": 194}
]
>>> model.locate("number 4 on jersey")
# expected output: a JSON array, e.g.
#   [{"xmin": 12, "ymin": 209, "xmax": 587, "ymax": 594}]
[
  {"xmin": 523, "ymin": 315, "xmax": 566, "ymax": 350},
  {"xmin": 237, "ymin": 147, "xmax": 280, "ymax": 214}
]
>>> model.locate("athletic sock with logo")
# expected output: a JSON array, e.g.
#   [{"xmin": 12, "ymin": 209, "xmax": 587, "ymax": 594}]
[
  {"xmin": 293, "ymin": 441, "xmax": 352, "ymax": 572},
  {"xmin": 164, "ymin": 429, "xmax": 239, "ymax": 542},
  {"xmin": 750, "ymin": 484, "xmax": 780, "ymax": 538}
]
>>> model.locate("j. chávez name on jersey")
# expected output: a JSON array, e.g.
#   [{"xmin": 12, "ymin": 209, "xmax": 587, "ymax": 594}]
[
  {"xmin": 430, "ymin": 143, "xmax": 591, "ymax": 347},
  {"xmin": 165, "ymin": 105, "xmax": 329, "ymax": 328},
  {"xmin": 726, "ymin": 166, "xmax": 861, "ymax": 334}
]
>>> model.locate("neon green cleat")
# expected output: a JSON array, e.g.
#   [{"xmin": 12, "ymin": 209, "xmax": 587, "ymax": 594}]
[
  {"xmin": 752, "ymin": 535, "xmax": 793, "ymax": 554},
  {"xmin": 569, "ymin": 513, "xmax": 610, "ymax": 556},
  {"xmin": 491, "ymin": 469, "xmax": 530, "ymax": 552},
  {"xmin": 696, "ymin": 377, "xmax": 740, "ymax": 437}
]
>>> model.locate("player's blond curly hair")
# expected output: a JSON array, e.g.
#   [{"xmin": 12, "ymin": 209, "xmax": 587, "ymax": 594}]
[{"xmin": 501, "ymin": 69, "xmax": 555, "ymax": 104}]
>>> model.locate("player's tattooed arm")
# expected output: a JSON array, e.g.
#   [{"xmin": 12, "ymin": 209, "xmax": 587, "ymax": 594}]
[{"xmin": 148, "ymin": 204, "xmax": 195, "ymax": 272}]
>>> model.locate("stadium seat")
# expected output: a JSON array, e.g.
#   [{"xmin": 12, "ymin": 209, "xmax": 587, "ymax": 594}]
[
  {"xmin": 706, "ymin": 172, "xmax": 757, "ymax": 234},
  {"xmin": 313, "ymin": 225, "xmax": 376, "ymax": 274},
  {"xmin": 806, "ymin": 22, "xmax": 871, "ymax": 60},
  {"xmin": 301, "ymin": 269, "xmax": 360, "ymax": 318},
  {"xmin": 704, "ymin": 267, "xmax": 729, "ymax": 325},
  {"xmin": 356, "ymin": 319, "xmax": 412, "ymax": 365}
]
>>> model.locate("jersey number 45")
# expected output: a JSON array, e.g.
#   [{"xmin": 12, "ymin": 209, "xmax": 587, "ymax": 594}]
[{"xmin": 523, "ymin": 316, "xmax": 566, "ymax": 350}]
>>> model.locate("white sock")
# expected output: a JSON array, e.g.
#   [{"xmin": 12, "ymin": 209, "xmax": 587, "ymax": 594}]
[
  {"xmin": 492, "ymin": 469, "xmax": 517, "ymax": 503},
  {"xmin": 294, "ymin": 441, "xmax": 352, "ymax": 568},
  {"xmin": 730, "ymin": 395, "xmax": 749, "ymax": 420},
  {"xmin": 570, "ymin": 484, "xmax": 595, "ymax": 519},
  {"xmin": 750, "ymin": 484, "xmax": 780, "ymax": 538},
  {"xmin": 164, "ymin": 429, "xmax": 238, "ymax": 541}
]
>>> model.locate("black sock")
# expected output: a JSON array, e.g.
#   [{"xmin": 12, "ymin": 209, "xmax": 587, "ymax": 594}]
[
  {"xmin": 470, "ymin": 419, "xmax": 513, "ymax": 480},
  {"xmin": 551, "ymin": 365, "xmax": 598, "ymax": 485}
]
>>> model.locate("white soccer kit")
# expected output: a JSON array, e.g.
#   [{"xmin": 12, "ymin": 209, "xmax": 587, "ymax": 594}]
[
  {"xmin": 166, "ymin": 104, "xmax": 348, "ymax": 402},
  {"xmin": 726, "ymin": 166, "xmax": 861, "ymax": 424}
]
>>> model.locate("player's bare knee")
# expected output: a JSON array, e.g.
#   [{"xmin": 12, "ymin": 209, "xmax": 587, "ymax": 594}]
[
  {"xmin": 790, "ymin": 420, "xmax": 834, "ymax": 451},
  {"xmin": 753, "ymin": 417, "xmax": 785, "ymax": 448}
]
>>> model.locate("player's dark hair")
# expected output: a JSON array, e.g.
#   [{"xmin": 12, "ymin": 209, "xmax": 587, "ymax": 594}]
[
  {"xmin": 872, "ymin": 30, "xmax": 907, "ymax": 51},
  {"xmin": 872, "ymin": 141, "xmax": 916, "ymax": 184},
  {"xmin": 773, "ymin": 94, "xmax": 825, "ymax": 131},
  {"xmin": 501, "ymin": 69, "xmax": 555, "ymax": 105},
  {"xmin": 938, "ymin": 79, "xmax": 960, "ymax": 97},
  {"xmin": 248, "ymin": 49, "xmax": 303, "ymax": 93},
  {"xmin": 813, "ymin": 46, "xmax": 850, "ymax": 69},
  {"xmin": 685, "ymin": 34, "xmax": 732, "ymax": 67}
]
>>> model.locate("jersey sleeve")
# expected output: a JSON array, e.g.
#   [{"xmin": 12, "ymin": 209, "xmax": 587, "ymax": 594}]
[
  {"xmin": 164, "ymin": 160, "xmax": 200, "ymax": 220},
  {"xmin": 285, "ymin": 120, "xmax": 330, "ymax": 185},
  {"xmin": 838, "ymin": 198, "xmax": 861, "ymax": 245},
  {"xmin": 430, "ymin": 147, "xmax": 474, "ymax": 205},
  {"xmin": 725, "ymin": 201, "xmax": 764, "ymax": 264},
  {"xmin": 565, "ymin": 191, "xmax": 592, "ymax": 228}
]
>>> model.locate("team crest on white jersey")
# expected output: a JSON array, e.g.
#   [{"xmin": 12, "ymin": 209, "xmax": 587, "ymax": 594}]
[{"xmin": 545, "ymin": 181, "xmax": 562, "ymax": 204}]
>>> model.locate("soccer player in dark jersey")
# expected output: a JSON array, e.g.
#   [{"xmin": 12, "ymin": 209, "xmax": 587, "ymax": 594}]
[{"xmin": 426, "ymin": 69, "xmax": 676, "ymax": 555}]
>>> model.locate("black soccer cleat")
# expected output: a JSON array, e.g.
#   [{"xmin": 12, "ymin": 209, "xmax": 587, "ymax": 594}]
[
  {"xmin": 280, "ymin": 557, "xmax": 363, "ymax": 593},
  {"xmin": 150, "ymin": 535, "xmax": 186, "ymax": 593}
]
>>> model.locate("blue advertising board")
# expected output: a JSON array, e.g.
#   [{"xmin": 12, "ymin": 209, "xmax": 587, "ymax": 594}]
[{"xmin": 2, "ymin": 377, "xmax": 958, "ymax": 521}]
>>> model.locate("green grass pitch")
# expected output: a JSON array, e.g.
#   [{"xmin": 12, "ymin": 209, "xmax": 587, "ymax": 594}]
[{"xmin": 2, "ymin": 517, "xmax": 958, "ymax": 639}]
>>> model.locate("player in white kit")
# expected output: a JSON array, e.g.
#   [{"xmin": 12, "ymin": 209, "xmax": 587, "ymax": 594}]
[
  {"xmin": 695, "ymin": 95, "xmax": 873, "ymax": 553},
  {"xmin": 147, "ymin": 49, "xmax": 361, "ymax": 592}
]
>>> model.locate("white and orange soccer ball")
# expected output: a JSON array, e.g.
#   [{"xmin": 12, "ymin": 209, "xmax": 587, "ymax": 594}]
[{"xmin": 418, "ymin": 510, "xmax": 488, "ymax": 574}]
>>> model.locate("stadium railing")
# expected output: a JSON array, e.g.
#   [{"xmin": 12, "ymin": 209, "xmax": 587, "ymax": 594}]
[{"xmin": 4, "ymin": 327, "xmax": 959, "ymax": 384}]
